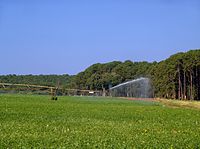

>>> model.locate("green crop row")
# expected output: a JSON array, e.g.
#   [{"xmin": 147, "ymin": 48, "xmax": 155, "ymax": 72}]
[{"xmin": 0, "ymin": 94, "xmax": 200, "ymax": 148}]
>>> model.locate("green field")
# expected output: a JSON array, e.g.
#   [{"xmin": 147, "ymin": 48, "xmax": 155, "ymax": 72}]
[{"xmin": 0, "ymin": 94, "xmax": 200, "ymax": 148}]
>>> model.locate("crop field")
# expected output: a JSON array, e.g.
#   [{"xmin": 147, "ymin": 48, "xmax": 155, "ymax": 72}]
[{"xmin": 0, "ymin": 94, "xmax": 200, "ymax": 148}]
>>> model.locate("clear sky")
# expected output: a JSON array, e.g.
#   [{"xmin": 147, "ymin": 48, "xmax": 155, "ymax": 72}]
[{"xmin": 0, "ymin": 0, "xmax": 200, "ymax": 75}]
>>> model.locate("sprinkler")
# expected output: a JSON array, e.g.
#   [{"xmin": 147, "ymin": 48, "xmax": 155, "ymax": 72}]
[{"xmin": 109, "ymin": 77, "xmax": 153, "ymax": 98}]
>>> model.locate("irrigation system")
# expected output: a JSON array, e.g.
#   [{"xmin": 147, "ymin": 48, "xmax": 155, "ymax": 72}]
[
  {"xmin": 0, "ymin": 78, "xmax": 154, "ymax": 98},
  {"xmin": 109, "ymin": 77, "xmax": 153, "ymax": 98}
]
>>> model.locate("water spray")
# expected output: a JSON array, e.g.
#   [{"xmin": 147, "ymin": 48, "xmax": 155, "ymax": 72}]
[{"xmin": 109, "ymin": 77, "xmax": 153, "ymax": 98}]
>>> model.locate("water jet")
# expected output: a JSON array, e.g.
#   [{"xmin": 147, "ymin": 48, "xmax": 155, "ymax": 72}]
[{"xmin": 109, "ymin": 77, "xmax": 153, "ymax": 98}]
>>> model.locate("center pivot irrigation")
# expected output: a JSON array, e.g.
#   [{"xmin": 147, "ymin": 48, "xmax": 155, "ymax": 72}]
[{"xmin": 0, "ymin": 83, "xmax": 102, "ymax": 97}]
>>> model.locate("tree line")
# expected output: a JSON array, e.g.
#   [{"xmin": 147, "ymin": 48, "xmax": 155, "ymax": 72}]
[
  {"xmin": 150, "ymin": 50, "xmax": 200, "ymax": 100},
  {"xmin": 0, "ymin": 74, "xmax": 72, "ymax": 88},
  {"xmin": 0, "ymin": 49, "xmax": 199, "ymax": 100},
  {"xmin": 72, "ymin": 49, "xmax": 200, "ymax": 100}
]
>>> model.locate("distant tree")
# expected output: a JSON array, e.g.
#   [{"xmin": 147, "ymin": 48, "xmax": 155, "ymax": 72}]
[{"xmin": 1, "ymin": 49, "xmax": 200, "ymax": 100}]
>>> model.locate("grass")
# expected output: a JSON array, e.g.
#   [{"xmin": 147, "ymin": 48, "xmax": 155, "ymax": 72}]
[
  {"xmin": 156, "ymin": 98, "xmax": 200, "ymax": 109},
  {"xmin": 0, "ymin": 94, "xmax": 200, "ymax": 148}
]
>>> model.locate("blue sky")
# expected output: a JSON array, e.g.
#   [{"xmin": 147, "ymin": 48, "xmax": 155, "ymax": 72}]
[{"xmin": 0, "ymin": 0, "xmax": 200, "ymax": 75}]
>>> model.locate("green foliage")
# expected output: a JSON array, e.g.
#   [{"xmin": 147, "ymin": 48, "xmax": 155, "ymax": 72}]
[
  {"xmin": 0, "ymin": 49, "xmax": 200, "ymax": 100},
  {"xmin": 73, "ymin": 61, "xmax": 153, "ymax": 90},
  {"xmin": 73, "ymin": 49, "xmax": 200, "ymax": 100},
  {"xmin": 1, "ymin": 94, "xmax": 200, "ymax": 148},
  {"xmin": 151, "ymin": 50, "xmax": 200, "ymax": 100},
  {"xmin": 0, "ymin": 74, "xmax": 72, "ymax": 88}
]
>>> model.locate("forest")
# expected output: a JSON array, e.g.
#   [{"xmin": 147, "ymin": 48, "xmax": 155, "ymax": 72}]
[
  {"xmin": 0, "ymin": 49, "xmax": 200, "ymax": 100},
  {"xmin": 0, "ymin": 74, "xmax": 72, "ymax": 88}
]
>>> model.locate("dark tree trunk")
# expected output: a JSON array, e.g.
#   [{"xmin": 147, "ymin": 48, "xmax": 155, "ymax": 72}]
[
  {"xmin": 195, "ymin": 65, "xmax": 200, "ymax": 100},
  {"xmin": 198, "ymin": 66, "xmax": 200, "ymax": 100},
  {"xmin": 183, "ymin": 70, "xmax": 186, "ymax": 100},
  {"xmin": 190, "ymin": 70, "xmax": 193, "ymax": 100},
  {"xmin": 178, "ymin": 67, "xmax": 181, "ymax": 100}
]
